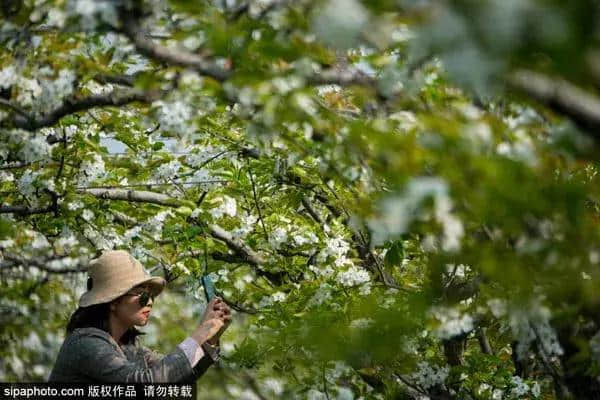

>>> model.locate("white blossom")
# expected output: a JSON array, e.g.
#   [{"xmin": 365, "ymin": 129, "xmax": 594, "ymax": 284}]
[
  {"xmin": 308, "ymin": 263, "xmax": 335, "ymax": 278},
  {"xmin": 307, "ymin": 283, "xmax": 333, "ymax": 308},
  {"xmin": 410, "ymin": 361, "xmax": 449, "ymax": 390},
  {"xmin": 68, "ymin": 0, "xmax": 118, "ymax": 29},
  {"xmin": 293, "ymin": 232, "xmax": 319, "ymax": 246},
  {"xmin": 446, "ymin": 263, "xmax": 470, "ymax": 279},
  {"xmin": 369, "ymin": 177, "xmax": 462, "ymax": 248},
  {"xmin": 0, "ymin": 65, "xmax": 17, "ymax": 89},
  {"xmin": 390, "ymin": 111, "xmax": 418, "ymax": 132},
  {"xmin": 430, "ymin": 306, "xmax": 474, "ymax": 339},
  {"xmin": 510, "ymin": 376, "xmax": 530, "ymax": 397},
  {"xmin": 186, "ymin": 146, "xmax": 225, "ymax": 167},
  {"xmin": 349, "ymin": 318, "xmax": 374, "ymax": 330},
  {"xmin": 67, "ymin": 201, "xmax": 84, "ymax": 211},
  {"xmin": 78, "ymin": 153, "xmax": 105, "ymax": 186},
  {"xmin": 318, "ymin": 236, "xmax": 352, "ymax": 267},
  {"xmin": 55, "ymin": 227, "xmax": 79, "ymax": 251},
  {"xmin": 17, "ymin": 170, "xmax": 41, "ymax": 203},
  {"xmin": 123, "ymin": 226, "xmax": 143, "ymax": 243},
  {"xmin": 478, "ymin": 383, "xmax": 491, "ymax": 395},
  {"xmin": 30, "ymin": 234, "xmax": 51, "ymax": 250},
  {"xmin": 257, "ymin": 295, "xmax": 273, "ymax": 307},
  {"xmin": 269, "ymin": 227, "xmax": 288, "ymax": 249},
  {"xmin": 153, "ymin": 160, "xmax": 182, "ymax": 181},
  {"xmin": 187, "ymin": 168, "xmax": 220, "ymax": 190},
  {"xmin": 153, "ymin": 99, "xmax": 193, "ymax": 134},
  {"xmin": 359, "ymin": 282, "xmax": 372, "ymax": 296},
  {"xmin": 465, "ymin": 121, "xmax": 492, "ymax": 147},
  {"xmin": 261, "ymin": 378, "xmax": 284, "ymax": 396},
  {"xmin": 46, "ymin": 8, "xmax": 66, "ymax": 28},
  {"xmin": 209, "ymin": 196, "xmax": 237, "ymax": 219},
  {"xmin": 82, "ymin": 209, "xmax": 94, "ymax": 222},
  {"xmin": 232, "ymin": 212, "xmax": 258, "ymax": 239},
  {"xmin": 307, "ymin": 389, "xmax": 327, "ymax": 400},
  {"xmin": 508, "ymin": 299, "xmax": 563, "ymax": 361},
  {"xmin": 0, "ymin": 170, "xmax": 13, "ymax": 182},
  {"xmin": 0, "ymin": 239, "xmax": 15, "ymax": 248},
  {"xmin": 336, "ymin": 264, "xmax": 370, "ymax": 287},
  {"xmin": 496, "ymin": 129, "xmax": 537, "ymax": 165},
  {"xmin": 311, "ymin": 0, "xmax": 369, "ymax": 49},
  {"xmin": 143, "ymin": 210, "xmax": 174, "ymax": 240},
  {"xmin": 434, "ymin": 196, "xmax": 464, "ymax": 252},
  {"xmin": 36, "ymin": 69, "xmax": 76, "ymax": 114},
  {"xmin": 16, "ymin": 77, "xmax": 42, "ymax": 106},
  {"xmin": 47, "ymin": 256, "xmax": 81, "ymax": 270},
  {"xmin": 271, "ymin": 291, "xmax": 287, "ymax": 302}
]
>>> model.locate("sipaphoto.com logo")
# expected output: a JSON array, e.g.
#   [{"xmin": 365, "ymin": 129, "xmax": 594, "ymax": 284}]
[{"xmin": 3, "ymin": 384, "xmax": 85, "ymax": 399}]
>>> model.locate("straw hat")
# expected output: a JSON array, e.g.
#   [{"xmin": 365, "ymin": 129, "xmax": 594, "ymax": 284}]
[{"xmin": 79, "ymin": 250, "xmax": 166, "ymax": 307}]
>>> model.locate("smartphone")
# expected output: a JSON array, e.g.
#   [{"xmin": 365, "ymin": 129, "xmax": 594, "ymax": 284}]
[{"xmin": 201, "ymin": 275, "xmax": 216, "ymax": 302}]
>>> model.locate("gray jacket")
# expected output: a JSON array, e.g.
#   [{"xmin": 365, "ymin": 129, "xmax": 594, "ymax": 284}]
[{"xmin": 48, "ymin": 327, "xmax": 214, "ymax": 383}]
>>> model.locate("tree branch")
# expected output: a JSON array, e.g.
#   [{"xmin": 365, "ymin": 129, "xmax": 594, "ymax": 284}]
[
  {"xmin": 0, "ymin": 205, "xmax": 54, "ymax": 215},
  {"xmin": 476, "ymin": 327, "xmax": 493, "ymax": 355},
  {"xmin": 119, "ymin": 10, "xmax": 230, "ymax": 82},
  {"xmin": 79, "ymin": 188, "xmax": 182, "ymax": 207},
  {"xmin": 12, "ymin": 88, "xmax": 163, "ymax": 130},
  {"xmin": 208, "ymin": 224, "xmax": 263, "ymax": 266},
  {"xmin": 208, "ymin": 224, "xmax": 285, "ymax": 284},
  {"xmin": 0, "ymin": 98, "xmax": 31, "ymax": 119},
  {"xmin": 94, "ymin": 73, "xmax": 137, "ymax": 87},
  {"xmin": 82, "ymin": 188, "xmax": 284, "ymax": 283},
  {"xmin": 1, "ymin": 254, "xmax": 87, "ymax": 274},
  {"xmin": 301, "ymin": 195, "xmax": 323, "ymax": 224},
  {"xmin": 248, "ymin": 165, "xmax": 269, "ymax": 240},
  {"xmin": 507, "ymin": 69, "xmax": 600, "ymax": 138},
  {"xmin": 308, "ymin": 67, "xmax": 377, "ymax": 88}
]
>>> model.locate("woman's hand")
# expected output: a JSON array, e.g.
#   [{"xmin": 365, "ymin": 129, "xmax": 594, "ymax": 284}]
[
  {"xmin": 208, "ymin": 297, "xmax": 232, "ymax": 345},
  {"xmin": 191, "ymin": 318, "xmax": 225, "ymax": 345},
  {"xmin": 195, "ymin": 297, "xmax": 232, "ymax": 345}
]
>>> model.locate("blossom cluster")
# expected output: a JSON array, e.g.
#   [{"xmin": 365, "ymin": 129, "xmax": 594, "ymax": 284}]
[
  {"xmin": 369, "ymin": 177, "xmax": 464, "ymax": 251},
  {"xmin": 317, "ymin": 236, "xmax": 352, "ymax": 267},
  {"xmin": 67, "ymin": 0, "xmax": 119, "ymax": 29},
  {"xmin": 143, "ymin": 210, "xmax": 174, "ymax": 241},
  {"xmin": 410, "ymin": 361, "xmax": 449, "ymax": 390},
  {"xmin": 185, "ymin": 145, "xmax": 227, "ymax": 167},
  {"xmin": 509, "ymin": 376, "xmax": 540, "ymax": 398},
  {"xmin": 18, "ymin": 170, "xmax": 55, "ymax": 207},
  {"xmin": 209, "ymin": 196, "xmax": 237, "ymax": 219},
  {"xmin": 307, "ymin": 283, "xmax": 334, "ymax": 308},
  {"xmin": 77, "ymin": 154, "xmax": 106, "ymax": 186},
  {"xmin": 231, "ymin": 212, "xmax": 258, "ymax": 240},
  {"xmin": 153, "ymin": 99, "xmax": 194, "ymax": 135},
  {"xmin": 336, "ymin": 264, "xmax": 371, "ymax": 287},
  {"xmin": 186, "ymin": 168, "xmax": 220, "ymax": 190},
  {"xmin": 430, "ymin": 306, "xmax": 474, "ymax": 339},
  {"xmin": 508, "ymin": 299, "xmax": 563, "ymax": 361},
  {"xmin": 153, "ymin": 160, "xmax": 183, "ymax": 181},
  {"xmin": 18, "ymin": 135, "xmax": 51, "ymax": 163}
]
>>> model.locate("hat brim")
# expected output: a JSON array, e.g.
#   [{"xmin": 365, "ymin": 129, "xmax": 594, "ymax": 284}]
[{"xmin": 135, "ymin": 276, "xmax": 167, "ymax": 297}]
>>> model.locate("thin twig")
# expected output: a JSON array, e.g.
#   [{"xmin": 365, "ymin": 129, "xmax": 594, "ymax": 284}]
[{"xmin": 248, "ymin": 164, "xmax": 269, "ymax": 241}]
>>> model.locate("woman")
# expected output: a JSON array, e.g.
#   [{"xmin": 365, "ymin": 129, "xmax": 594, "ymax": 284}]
[{"xmin": 48, "ymin": 250, "xmax": 232, "ymax": 383}]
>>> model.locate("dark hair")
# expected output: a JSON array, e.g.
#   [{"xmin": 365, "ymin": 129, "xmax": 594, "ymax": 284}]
[{"xmin": 66, "ymin": 278, "xmax": 145, "ymax": 345}]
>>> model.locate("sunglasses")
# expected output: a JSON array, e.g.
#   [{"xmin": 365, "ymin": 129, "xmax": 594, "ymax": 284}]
[{"xmin": 124, "ymin": 290, "xmax": 155, "ymax": 307}]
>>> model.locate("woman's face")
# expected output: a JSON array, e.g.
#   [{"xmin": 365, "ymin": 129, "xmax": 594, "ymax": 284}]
[{"xmin": 110, "ymin": 284, "xmax": 154, "ymax": 328}]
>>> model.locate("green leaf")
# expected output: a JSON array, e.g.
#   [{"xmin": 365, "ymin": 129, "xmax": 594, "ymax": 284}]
[{"xmin": 384, "ymin": 240, "xmax": 404, "ymax": 268}]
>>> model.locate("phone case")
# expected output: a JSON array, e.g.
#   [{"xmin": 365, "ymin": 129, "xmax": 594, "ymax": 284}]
[{"xmin": 202, "ymin": 275, "xmax": 216, "ymax": 301}]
